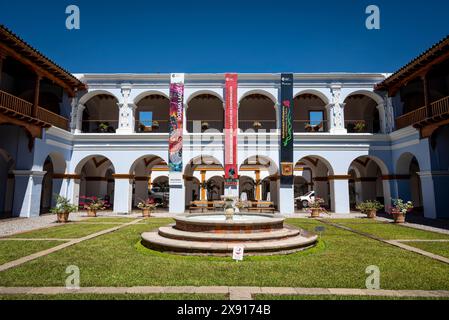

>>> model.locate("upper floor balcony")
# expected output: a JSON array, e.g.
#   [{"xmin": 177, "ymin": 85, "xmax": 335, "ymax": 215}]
[
  {"xmin": 76, "ymin": 87, "xmax": 386, "ymax": 136},
  {"xmin": 396, "ymin": 95, "xmax": 449, "ymax": 134},
  {"xmin": 0, "ymin": 89, "xmax": 69, "ymax": 130}
]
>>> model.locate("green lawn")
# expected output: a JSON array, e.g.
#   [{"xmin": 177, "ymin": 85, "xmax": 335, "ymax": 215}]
[
  {"xmin": 328, "ymin": 219, "xmax": 449, "ymax": 240},
  {"xmin": 9, "ymin": 223, "xmax": 123, "ymax": 239},
  {"xmin": 255, "ymin": 295, "xmax": 449, "ymax": 300},
  {"xmin": 405, "ymin": 242, "xmax": 449, "ymax": 259},
  {"xmin": 0, "ymin": 240, "xmax": 65, "ymax": 265},
  {"xmin": 81, "ymin": 217, "xmax": 138, "ymax": 224},
  {"xmin": 0, "ymin": 293, "xmax": 226, "ymax": 300},
  {"xmin": 1, "ymin": 218, "xmax": 449, "ymax": 291}
]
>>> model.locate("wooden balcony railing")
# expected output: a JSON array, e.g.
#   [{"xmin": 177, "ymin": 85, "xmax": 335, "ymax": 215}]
[
  {"xmin": 0, "ymin": 90, "xmax": 69, "ymax": 131},
  {"xmin": 37, "ymin": 107, "xmax": 69, "ymax": 130},
  {"xmin": 395, "ymin": 106, "xmax": 428, "ymax": 130},
  {"xmin": 430, "ymin": 96, "xmax": 449, "ymax": 118},
  {"xmin": 0, "ymin": 89, "xmax": 33, "ymax": 116}
]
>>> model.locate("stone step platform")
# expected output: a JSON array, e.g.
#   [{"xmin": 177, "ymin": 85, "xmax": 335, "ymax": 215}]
[
  {"xmin": 158, "ymin": 225, "xmax": 301, "ymax": 242},
  {"xmin": 141, "ymin": 231, "xmax": 318, "ymax": 256}
]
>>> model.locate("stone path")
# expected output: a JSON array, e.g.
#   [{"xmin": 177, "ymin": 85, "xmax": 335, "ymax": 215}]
[
  {"xmin": 0, "ymin": 219, "xmax": 143, "ymax": 272},
  {"xmin": 318, "ymin": 219, "xmax": 449, "ymax": 265},
  {"xmin": 0, "ymin": 286, "xmax": 448, "ymax": 300},
  {"xmin": 376, "ymin": 217, "xmax": 449, "ymax": 235}
]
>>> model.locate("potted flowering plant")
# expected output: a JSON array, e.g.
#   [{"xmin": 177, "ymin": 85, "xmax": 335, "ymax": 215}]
[
  {"xmin": 50, "ymin": 195, "xmax": 78, "ymax": 223},
  {"xmin": 137, "ymin": 198, "xmax": 159, "ymax": 217},
  {"xmin": 80, "ymin": 196, "xmax": 110, "ymax": 217},
  {"xmin": 354, "ymin": 121, "xmax": 366, "ymax": 133},
  {"xmin": 390, "ymin": 199, "xmax": 413, "ymax": 224},
  {"xmin": 356, "ymin": 200, "xmax": 384, "ymax": 219},
  {"xmin": 308, "ymin": 198, "xmax": 326, "ymax": 218}
]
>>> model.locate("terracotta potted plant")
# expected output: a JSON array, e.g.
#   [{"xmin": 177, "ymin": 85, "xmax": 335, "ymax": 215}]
[
  {"xmin": 51, "ymin": 195, "xmax": 78, "ymax": 223},
  {"xmin": 356, "ymin": 200, "xmax": 384, "ymax": 219},
  {"xmin": 308, "ymin": 198, "xmax": 326, "ymax": 218},
  {"xmin": 390, "ymin": 199, "xmax": 413, "ymax": 224},
  {"xmin": 80, "ymin": 196, "xmax": 110, "ymax": 217},
  {"xmin": 354, "ymin": 121, "xmax": 366, "ymax": 133},
  {"xmin": 137, "ymin": 198, "xmax": 158, "ymax": 217}
]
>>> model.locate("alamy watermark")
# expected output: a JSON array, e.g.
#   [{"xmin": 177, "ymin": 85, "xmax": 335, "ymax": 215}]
[
  {"xmin": 66, "ymin": 5, "xmax": 80, "ymax": 30},
  {"xmin": 365, "ymin": 265, "xmax": 380, "ymax": 290},
  {"xmin": 65, "ymin": 265, "xmax": 80, "ymax": 290},
  {"xmin": 366, "ymin": 5, "xmax": 380, "ymax": 30}
]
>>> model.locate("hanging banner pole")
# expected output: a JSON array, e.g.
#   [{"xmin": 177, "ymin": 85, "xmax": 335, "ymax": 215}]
[
  {"xmin": 168, "ymin": 73, "xmax": 185, "ymax": 186},
  {"xmin": 280, "ymin": 73, "xmax": 294, "ymax": 186},
  {"xmin": 224, "ymin": 73, "xmax": 238, "ymax": 187}
]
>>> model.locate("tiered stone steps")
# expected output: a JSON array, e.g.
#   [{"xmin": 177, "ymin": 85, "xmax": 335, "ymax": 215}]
[{"xmin": 141, "ymin": 228, "xmax": 318, "ymax": 256}]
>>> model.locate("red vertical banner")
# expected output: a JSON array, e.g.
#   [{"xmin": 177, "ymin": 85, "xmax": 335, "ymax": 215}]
[{"xmin": 225, "ymin": 74, "xmax": 238, "ymax": 186}]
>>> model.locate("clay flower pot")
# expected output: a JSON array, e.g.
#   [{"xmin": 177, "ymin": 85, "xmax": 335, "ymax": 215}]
[
  {"xmin": 142, "ymin": 209, "xmax": 151, "ymax": 218},
  {"xmin": 310, "ymin": 208, "xmax": 321, "ymax": 218},
  {"xmin": 367, "ymin": 210, "xmax": 377, "ymax": 219},
  {"xmin": 87, "ymin": 209, "xmax": 97, "ymax": 217},
  {"xmin": 57, "ymin": 212, "xmax": 70, "ymax": 223},
  {"xmin": 392, "ymin": 210, "xmax": 406, "ymax": 224}
]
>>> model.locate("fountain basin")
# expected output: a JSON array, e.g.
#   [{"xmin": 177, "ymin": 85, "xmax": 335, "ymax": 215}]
[
  {"xmin": 174, "ymin": 214, "xmax": 285, "ymax": 233},
  {"xmin": 141, "ymin": 213, "xmax": 318, "ymax": 256}
]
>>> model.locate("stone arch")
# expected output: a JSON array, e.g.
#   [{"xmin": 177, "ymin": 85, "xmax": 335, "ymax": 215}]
[
  {"xmin": 134, "ymin": 94, "xmax": 170, "ymax": 133},
  {"xmin": 294, "ymin": 92, "xmax": 329, "ymax": 132},
  {"xmin": 186, "ymin": 90, "xmax": 224, "ymax": 106},
  {"xmin": 396, "ymin": 152, "xmax": 423, "ymax": 211},
  {"xmin": 348, "ymin": 156, "xmax": 391, "ymax": 209},
  {"xmin": 80, "ymin": 91, "xmax": 120, "ymax": 133},
  {"xmin": 184, "ymin": 155, "xmax": 224, "ymax": 207},
  {"xmin": 134, "ymin": 90, "xmax": 170, "ymax": 105},
  {"xmin": 343, "ymin": 90, "xmax": 384, "ymax": 133},
  {"xmin": 79, "ymin": 90, "xmax": 120, "ymax": 105},
  {"xmin": 129, "ymin": 155, "xmax": 168, "ymax": 208},
  {"xmin": 73, "ymin": 155, "xmax": 116, "ymax": 208},
  {"xmin": 239, "ymin": 91, "xmax": 278, "ymax": 132},
  {"xmin": 186, "ymin": 93, "xmax": 224, "ymax": 133},
  {"xmin": 294, "ymin": 89, "xmax": 330, "ymax": 105},
  {"xmin": 295, "ymin": 155, "xmax": 335, "ymax": 210}
]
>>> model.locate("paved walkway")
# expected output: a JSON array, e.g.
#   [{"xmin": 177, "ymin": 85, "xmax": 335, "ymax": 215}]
[
  {"xmin": 0, "ymin": 219, "xmax": 143, "ymax": 272},
  {"xmin": 0, "ymin": 286, "xmax": 448, "ymax": 300}
]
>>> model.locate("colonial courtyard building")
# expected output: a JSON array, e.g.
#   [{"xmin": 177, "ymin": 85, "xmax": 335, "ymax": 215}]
[{"xmin": 0, "ymin": 25, "xmax": 448, "ymax": 219}]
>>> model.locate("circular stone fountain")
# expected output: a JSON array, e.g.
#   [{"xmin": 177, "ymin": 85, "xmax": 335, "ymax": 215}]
[{"xmin": 141, "ymin": 213, "xmax": 318, "ymax": 256}]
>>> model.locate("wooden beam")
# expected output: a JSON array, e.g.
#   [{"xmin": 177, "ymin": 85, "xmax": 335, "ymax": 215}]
[{"xmin": 0, "ymin": 43, "xmax": 76, "ymax": 97}]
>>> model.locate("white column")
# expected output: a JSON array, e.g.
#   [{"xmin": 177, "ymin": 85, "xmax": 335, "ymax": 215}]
[
  {"xmin": 74, "ymin": 104, "xmax": 85, "ymax": 134},
  {"xmin": 169, "ymin": 177, "xmax": 185, "ymax": 214},
  {"xmin": 69, "ymin": 97, "xmax": 78, "ymax": 133},
  {"xmin": 330, "ymin": 177, "xmax": 350, "ymax": 214},
  {"xmin": 12, "ymin": 171, "xmax": 46, "ymax": 218},
  {"xmin": 376, "ymin": 103, "xmax": 387, "ymax": 134},
  {"xmin": 116, "ymin": 84, "xmax": 134, "ymax": 134},
  {"xmin": 328, "ymin": 85, "xmax": 347, "ymax": 134},
  {"xmin": 113, "ymin": 176, "xmax": 132, "ymax": 213},
  {"xmin": 279, "ymin": 185, "xmax": 295, "ymax": 214},
  {"xmin": 418, "ymin": 172, "xmax": 439, "ymax": 219},
  {"xmin": 385, "ymin": 97, "xmax": 396, "ymax": 133}
]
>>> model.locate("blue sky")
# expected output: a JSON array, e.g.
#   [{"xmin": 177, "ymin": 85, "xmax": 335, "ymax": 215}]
[{"xmin": 1, "ymin": 0, "xmax": 448, "ymax": 73}]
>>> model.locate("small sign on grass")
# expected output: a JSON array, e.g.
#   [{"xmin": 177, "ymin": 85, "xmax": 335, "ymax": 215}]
[{"xmin": 232, "ymin": 246, "xmax": 244, "ymax": 262}]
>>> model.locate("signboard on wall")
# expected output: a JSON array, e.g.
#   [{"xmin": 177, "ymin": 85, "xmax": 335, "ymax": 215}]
[
  {"xmin": 280, "ymin": 73, "xmax": 294, "ymax": 186},
  {"xmin": 224, "ymin": 73, "xmax": 239, "ymax": 187},
  {"xmin": 168, "ymin": 73, "xmax": 185, "ymax": 182}
]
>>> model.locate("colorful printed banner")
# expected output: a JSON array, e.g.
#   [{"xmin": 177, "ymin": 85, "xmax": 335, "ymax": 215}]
[
  {"xmin": 224, "ymin": 73, "xmax": 238, "ymax": 186},
  {"xmin": 280, "ymin": 73, "xmax": 294, "ymax": 186},
  {"xmin": 168, "ymin": 73, "xmax": 184, "ymax": 176}
]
